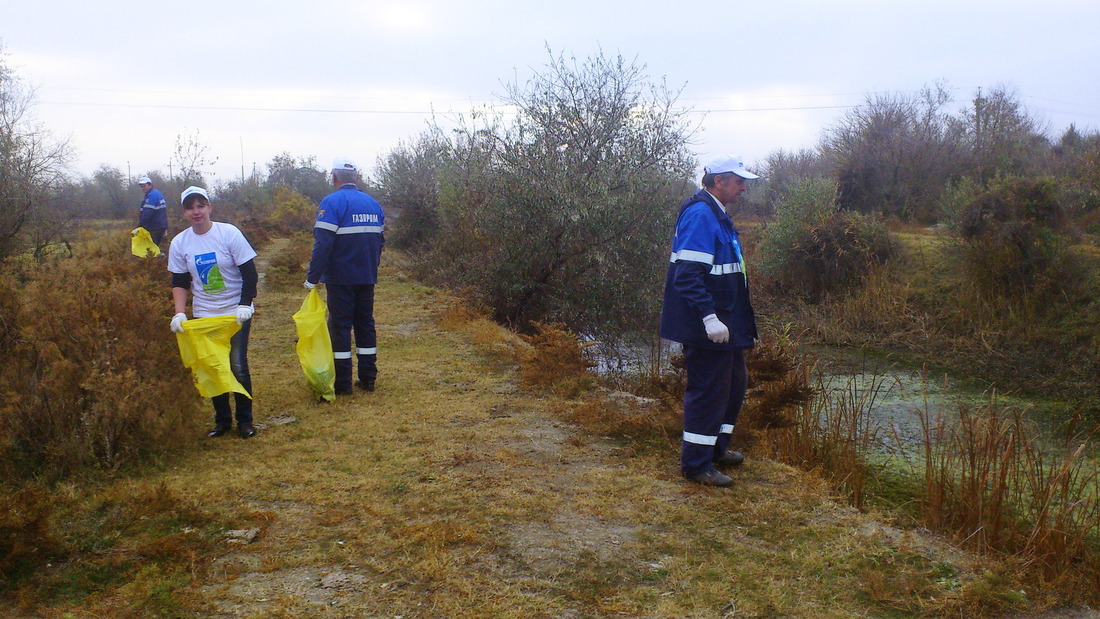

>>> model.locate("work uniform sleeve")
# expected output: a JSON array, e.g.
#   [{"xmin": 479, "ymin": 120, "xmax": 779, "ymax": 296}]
[
  {"xmin": 306, "ymin": 199, "xmax": 340, "ymax": 284},
  {"xmin": 668, "ymin": 204, "xmax": 717, "ymax": 319},
  {"xmin": 138, "ymin": 197, "xmax": 154, "ymax": 229}
]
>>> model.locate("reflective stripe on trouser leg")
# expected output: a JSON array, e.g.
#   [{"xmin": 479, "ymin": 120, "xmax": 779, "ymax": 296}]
[
  {"xmin": 713, "ymin": 348, "xmax": 748, "ymax": 460},
  {"xmin": 353, "ymin": 284, "xmax": 377, "ymax": 382},
  {"xmin": 327, "ymin": 284, "xmax": 357, "ymax": 392},
  {"xmin": 681, "ymin": 345, "xmax": 738, "ymax": 476}
]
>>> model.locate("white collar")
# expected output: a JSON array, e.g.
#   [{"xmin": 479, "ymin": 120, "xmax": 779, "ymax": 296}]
[{"xmin": 704, "ymin": 189, "xmax": 727, "ymax": 214}]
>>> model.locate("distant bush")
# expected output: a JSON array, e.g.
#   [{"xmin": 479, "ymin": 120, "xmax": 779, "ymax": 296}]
[
  {"xmin": 375, "ymin": 131, "xmax": 446, "ymax": 250},
  {"xmin": 941, "ymin": 176, "xmax": 1084, "ymax": 301},
  {"xmin": 250, "ymin": 186, "xmax": 316, "ymax": 236},
  {"xmin": 757, "ymin": 178, "xmax": 895, "ymax": 302},
  {"xmin": 0, "ymin": 236, "xmax": 202, "ymax": 480}
]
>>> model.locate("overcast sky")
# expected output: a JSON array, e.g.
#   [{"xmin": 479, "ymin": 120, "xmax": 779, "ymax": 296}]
[{"xmin": 2, "ymin": 0, "xmax": 1098, "ymax": 189}]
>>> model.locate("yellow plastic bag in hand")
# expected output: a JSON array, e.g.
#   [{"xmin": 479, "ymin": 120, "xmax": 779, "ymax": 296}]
[
  {"xmin": 175, "ymin": 315, "xmax": 251, "ymax": 399},
  {"xmin": 131, "ymin": 227, "xmax": 161, "ymax": 257},
  {"xmin": 292, "ymin": 288, "xmax": 336, "ymax": 402}
]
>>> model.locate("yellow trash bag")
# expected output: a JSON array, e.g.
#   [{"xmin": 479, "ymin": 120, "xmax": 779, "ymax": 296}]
[
  {"xmin": 292, "ymin": 288, "xmax": 336, "ymax": 402},
  {"xmin": 175, "ymin": 315, "xmax": 251, "ymax": 399},
  {"xmin": 131, "ymin": 227, "xmax": 161, "ymax": 257}
]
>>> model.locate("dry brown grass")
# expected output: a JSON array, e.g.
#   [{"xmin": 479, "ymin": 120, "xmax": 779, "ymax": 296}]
[
  {"xmin": 2, "ymin": 239, "xmax": 1065, "ymax": 617},
  {"xmin": 0, "ymin": 233, "xmax": 203, "ymax": 480}
]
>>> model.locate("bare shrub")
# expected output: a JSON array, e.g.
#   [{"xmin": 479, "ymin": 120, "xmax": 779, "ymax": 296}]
[
  {"xmin": 0, "ymin": 484, "xmax": 62, "ymax": 585},
  {"xmin": 0, "ymin": 235, "xmax": 202, "ymax": 479},
  {"xmin": 518, "ymin": 322, "xmax": 597, "ymax": 397}
]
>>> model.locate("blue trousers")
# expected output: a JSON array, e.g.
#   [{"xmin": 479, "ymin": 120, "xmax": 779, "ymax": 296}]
[
  {"xmin": 327, "ymin": 284, "xmax": 378, "ymax": 391},
  {"xmin": 212, "ymin": 318, "xmax": 252, "ymax": 427},
  {"xmin": 681, "ymin": 345, "xmax": 748, "ymax": 476}
]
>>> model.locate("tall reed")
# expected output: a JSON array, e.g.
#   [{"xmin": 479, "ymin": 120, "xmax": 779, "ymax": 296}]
[
  {"xmin": 760, "ymin": 372, "xmax": 892, "ymax": 509},
  {"xmin": 918, "ymin": 400, "xmax": 1100, "ymax": 591}
]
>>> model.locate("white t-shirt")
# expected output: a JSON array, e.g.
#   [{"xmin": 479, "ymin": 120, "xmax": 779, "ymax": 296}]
[{"xmin": 168, "ymin": 222, "xmax": 258, "ymax": 318}]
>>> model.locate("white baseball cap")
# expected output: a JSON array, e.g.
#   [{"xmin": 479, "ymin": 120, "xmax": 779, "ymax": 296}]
[
  {"xmin": 137, "ymin": 176, "xmax": 152, "ymax": 185},
  {"xmin": 332, "ymin": 157, "xmax": 357, "ymax": 172},
  {"xmin": 704, "ymin": 155, "xmax": 759, "ymax": 180},
  {"xmin": 180, "ymin": 186, "xmax": 209, "ymax": 203}
]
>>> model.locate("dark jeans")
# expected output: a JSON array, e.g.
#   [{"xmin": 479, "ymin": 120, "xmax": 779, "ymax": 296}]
[
  {"xmin": 327, "ymin": 284, "xmax": 377, "ymax": 391},
  {"xmin": 150, "ymin": 228, "xmax": 167, "ymax": 245},
  {"xmin": 212, "ymin": 318, "xmax": 252, "ymax": 427},
  {"xmin": 680, "ymin": 346, "xmax": 748, "ymax": 476}
]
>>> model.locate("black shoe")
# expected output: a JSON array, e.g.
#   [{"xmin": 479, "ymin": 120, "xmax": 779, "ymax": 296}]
[
  {"xmin": 207, "ymin": 425, "xmax": 231, "ymax": 438},
  {"xmin": 356, "ymin": 379, "xmax": 375, "ymax": 392},
  {"xmin": 715, "ymin": 450, "xmax": 744, "ymax": 468},
  {"xmin": 685, "ymin": 469, "xmax": 734, "ymax": 487},
  {"xmin": 335, "ymin": 387, "xmax": 354, "ymax": 396},
  {"xmin": 238, "ymin": 424, "xmax": 256, "ymax": 439}
]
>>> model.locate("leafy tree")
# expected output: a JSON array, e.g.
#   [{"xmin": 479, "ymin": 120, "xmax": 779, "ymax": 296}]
[
  {"xmin": 745, "ymin": 147, "xmax": 829, "ymax": 217},
  {"xmin": 91, "ymin": 165, "xmax": 132, "ymax": 219},
  {"xmin": 411, "ymin": 48, "xmax": 696, "ymax": 345},
  {"xmin": 0, "ymin": 44, "xmax": 72, "ymax": 261},
  {"xmin": 1050, "ymin": 124, "xmax": 1100, "ymax": 215},
  {"xmin": 374, "ymin": 129, "xmax": 447, "ymax": 249},
  {"xmin": 213, "ymin": 174, "xmax": 270, "ymax": 215},
  {"xmin": 266, "ymin": 153, "xmax": 330, "ymax": 203}
]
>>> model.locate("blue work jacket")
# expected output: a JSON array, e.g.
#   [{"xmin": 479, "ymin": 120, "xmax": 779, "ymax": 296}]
[
  {"xmin": 307, "ymin": 184, "xmax": 385, "ymax": 286},
  {"xmin": 139, "ymin": 188, "xmax": 168, "ymax": 230},
  {"xmin": 660, "ymin": 189, "xmax": 757, "ymax": 350}
]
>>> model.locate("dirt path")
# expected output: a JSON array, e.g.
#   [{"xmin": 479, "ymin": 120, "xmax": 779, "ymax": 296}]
[{"xmin": 142, "ymin": 251, "xmax": 998, "ymax": 617}]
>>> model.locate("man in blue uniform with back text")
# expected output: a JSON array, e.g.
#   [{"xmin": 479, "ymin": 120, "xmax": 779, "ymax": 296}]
[
  {"xmin": 305, "ymin": 157, "xmax": 385, "ymax": 395},
  {"xmin": 135, "ymin": 176, "xmax": 169, "ymax": 245},
  {"xmin": 660, "ymin": 154, "xmax": 760, "ymax": 487}
]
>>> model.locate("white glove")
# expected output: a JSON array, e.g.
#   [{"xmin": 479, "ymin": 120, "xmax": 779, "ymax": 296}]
[
  {"xmin": 131, "ymin": 227, "xmax": 141, "ymax": 235},
  {"xmin": 235, "ymin": 305, "xmax": 254, "ymax": 324},
  {"xmin": 702, "ymin": 313, "xmax": 729, "ymax": 344},
  {"xmin": 303, "ymin": 280, "xmax": 317, "ymax": 290},
  {"xmin": 170, "ymin": 312, "xmax": 188, "ymax": 333}
]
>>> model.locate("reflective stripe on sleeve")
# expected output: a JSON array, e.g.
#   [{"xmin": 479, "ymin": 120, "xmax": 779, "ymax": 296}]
[
  {"xmin": 670, "ymin": 249, "xmax": 714, "ymax": 265},
  {"xmin": 356, "ymin": 347, "xmax": 377, "ymax": 355},
  {"xmin": 315, "ymin": 221, "xmax": 338, "ymax": 232},
  {"xmin": 683, "ymin": 431, "xmax": 718, "ymax": 446},
  {"xmin": 710, "ymin": 263, "xmax": 744, "ymax": 276},
  {"xmin": 719, "ymin": 424, "xmax": 734, "ymax": 434},
  {"xmin": 333, "ymin": 351, "xmax": 352, "ymax": 360}
]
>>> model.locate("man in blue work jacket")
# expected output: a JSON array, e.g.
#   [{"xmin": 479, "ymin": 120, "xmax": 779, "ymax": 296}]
[
  {"xmin": 660, "ymin": 155, "xmax": 759, "ymax": 487},
  {"xmin": 305, "ymin": 157, "xmax": 385, "ymax": 395},
  {"xmin": 136, "ymin": 176, "xmax": 169, "ymax": 245}
]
